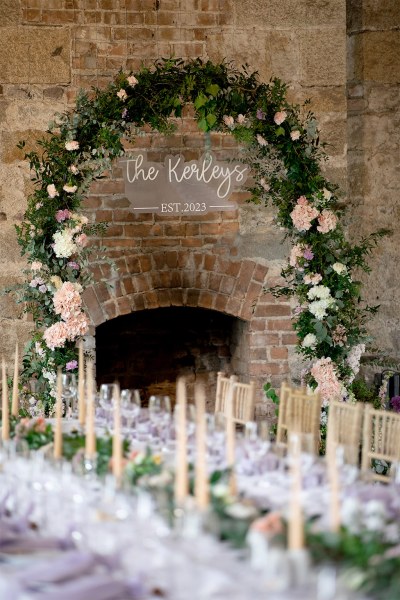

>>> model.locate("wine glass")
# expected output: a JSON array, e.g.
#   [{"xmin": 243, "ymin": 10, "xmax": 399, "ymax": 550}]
[
  {"xmin": 99, "ymin": 383, "xmax": 118, "ymax": 425},
  {"xmin": 62, "ymin": 373, "xmax": 77, "ymax": 419},
  {"xmin": 120, "ymin": 388, "xmax": 141, "ymax": 432}
]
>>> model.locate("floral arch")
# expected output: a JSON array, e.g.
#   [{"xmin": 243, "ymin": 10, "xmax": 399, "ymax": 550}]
[{"xmin": 13, "ymin": 58, "xmax": 384, "ymax": 412}]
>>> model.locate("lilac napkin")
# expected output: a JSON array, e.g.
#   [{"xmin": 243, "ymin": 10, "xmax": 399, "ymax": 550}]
[
  {"xmin": 30, "ymin": 573, "xmax": 138, "ymax": 600},
  {"xmin": 18, "ymin": 551, "xmax": 96, "ymax": 587}
]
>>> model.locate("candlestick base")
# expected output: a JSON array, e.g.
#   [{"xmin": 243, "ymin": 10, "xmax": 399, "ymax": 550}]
[{"xmin": 83, "ymin": 453, "xmax": 98, "ymax": 478}]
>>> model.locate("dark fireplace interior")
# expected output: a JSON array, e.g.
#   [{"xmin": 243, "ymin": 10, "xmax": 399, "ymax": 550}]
[{"xmin": 96, "ymin": 307, "xmax": 246, "ymax": 407}]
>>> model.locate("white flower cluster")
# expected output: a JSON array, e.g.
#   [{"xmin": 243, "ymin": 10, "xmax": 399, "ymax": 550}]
[
  {"xmin": 302, "ymin": 333, "xmax": 318, "ymax": 348},
  {"xmin": 332, "ymin": 262, "xmax": 347, "ymax": 275},
  {"xmin": 307, "ymin": 285, "xmax": 336, "ymax": 320},
  {"xmin": 53, "ymin": 230, "xmax": 77, "ymax": 259},
  {"xmin": 43, "ymin": 368, "xmax": 57, "ymax": 399}
]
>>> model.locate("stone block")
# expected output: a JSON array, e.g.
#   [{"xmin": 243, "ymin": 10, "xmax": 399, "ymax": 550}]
[
  {"xmin": 0, "ymin": 321, "xmax": 32, "ymax": 370},
  {"xmin": 287, "ymin": 86, "xmax": 346, "ymax": 115},
  {"xmin": 0, "ymin": 27, "xmax": 70, "ymax": 84},
  {"xmin": 0, "ymin": 130, "xmax": 46, "ymax": 163},
  {"xmin": 0, "ymin": 223, "xmax": 25, "ymax": 267},
  {"xmin": 205, "ymin": 30, "xmax": 270, "ymax": 81},
  {"xmin": 299, "ymin": 28, "xmax": 346, "ymax": 86},
  {"xmin": 318, "ymin": 116, "xmax": 347, "ymax": 156},
  {"xmin": 0, "ymin": 164, "xmax": 29, "ymax": 220},
  {"xmin": 348, "ymin": 0, "xmax": 400, "ymax": 32},
  {"xmin": 0, "ymin": 0, "xmax": 20, "ymax": 25},
  {"xmin": 356, "ymin": 31, "xmax": 400, "ymax": 84},
  {"xmin": 234, "ymin": 0, "xmax": 344, "ymax": 28},
  {"xmin": 265, "ymin": 31, "xmax": 299, "ymax": 84}
]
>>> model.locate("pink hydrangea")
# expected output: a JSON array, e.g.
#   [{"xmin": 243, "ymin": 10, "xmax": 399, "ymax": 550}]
[
  {"xmin": 53, "ymin": 281, "xmax": 82, "ymax": 320},
  {"xmin": 43, "ymin": 321, "xmax": 69, "ymax": 350},
  {"xmin": 274, "ymin": 111, "xmax": 287, "ymax": 125},
  {"xmin": 55, "ymin": 209, "xmax": 71, "ymax": 223},
  {"xmin": 290, "ymin": 196, "xmax": 319, "ymax": 231},
  {"xmin": 65, "ymin": 313, "xmax": 89, "ymax": 339},
  {"xmin": 317, "ymin": 209, "xmax": 337, "ymax": 233},
  {"xmin": 310, "ymin": 358, "xmax": 342, "ymax": 405},
  {"xmin": 289, "ymin": 244, "xmax": 305, "ymax": 269}
]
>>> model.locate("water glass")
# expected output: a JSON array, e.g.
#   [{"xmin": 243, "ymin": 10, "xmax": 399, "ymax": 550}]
[{"xmin": 62, "ymin": 373, "xmax": 77, "ymax": 418}]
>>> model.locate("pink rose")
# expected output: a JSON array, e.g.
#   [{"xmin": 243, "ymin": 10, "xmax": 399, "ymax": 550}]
[
  {"xmin": 117, "ymin": 89, "xmax": 128, "ymax": 101},
  {"xmin": 290, "ymin": 130, "xmax": 300, "ymax": 141},
  {"xmin": 63, "ymin": 184, "xmax": 78, "ymax": 194},
  {"xmin": 75, "ymin": 233, "xmax": 88, "ymax": 247},
  {"xmin": 47, "ymin": 183, "xmax": 59, "ymax": 198},
  {"xmin": 65, "ymin": 140, "xmax": 79, "ymax": 151},
  {"xmin": 127, "ymin": 75, "xmax": 138, "ymax": 87},
  {"xmin": 223, "ymin": 115, "xmax": 234, "ymax": 128},
  {"xmin": 55, "ymin": 209, "xmax": 71, "ymax": 223},
  {"xmin": 274, "ymin": 111, "xmax": 287, "ymax": 125},
  {"xmin": 237, "ymin": 114, "xmax": 246, "ymax": 124}
]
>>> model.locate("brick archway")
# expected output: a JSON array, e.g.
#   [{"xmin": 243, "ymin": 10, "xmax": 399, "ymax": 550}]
[{"xmin": 83, "ymin": 251, "xmax": 293, "ymax": 412}]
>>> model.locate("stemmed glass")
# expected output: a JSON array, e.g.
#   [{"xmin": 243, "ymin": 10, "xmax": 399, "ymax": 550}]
[
  {"xmin": 98, "ymin": 383, "xmax": 118, "ymax": 425},
  {"xmin": 62, "ymin": 373, "xmax": 77, "ymax": 419},
  {"xmin": 120, "ymin": 388, "xmax": 141, "ymax": 433}
]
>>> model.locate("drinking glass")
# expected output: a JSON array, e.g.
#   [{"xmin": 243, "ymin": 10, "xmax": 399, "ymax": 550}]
[
  {"xmin": 62, "ymin": 373, "xmax": 77, "ymax": 418},
  {"xmin": 121, "ymin": 388, "xmax": 141, "ymax": 432},
  {"xmin": 149, "ymin": 395, "xmax": 171, "ymax": 421},
  {"xmin": 99, "ymin": 383, "xmax": 118, "ymax": 424}
]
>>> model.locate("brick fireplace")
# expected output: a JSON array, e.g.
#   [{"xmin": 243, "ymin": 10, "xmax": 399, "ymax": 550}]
[{"xmin": 81, "ymin": 128, "xmax": 294, "ymax": 418}]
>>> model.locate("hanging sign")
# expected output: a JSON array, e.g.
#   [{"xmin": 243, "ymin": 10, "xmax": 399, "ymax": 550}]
[{"xmin": 119, "ymin": 152, "xmax": 249, "ymax": 215}]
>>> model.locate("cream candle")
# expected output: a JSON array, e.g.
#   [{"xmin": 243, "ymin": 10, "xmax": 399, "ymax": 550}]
[
  {"xmin": 11, "ymin": 343, "xmax": 19, "ymax": 417},
  {"xmin": 84, "ymin": 360, "xmax": 96, "ymax": 458},
  {"xmin": 194, "ymin": 382, "xmax": 209, "ymax": 510},
  {"xmin": 1, "ymin": 358, "xmax": 9, "ymax": 442},
  {"xmin": 174, "ymin": 377, "xmax": 188, "ymax": 505},
  {"xmin": 53, "ymin": 368, "xmax": 63, "ymax": 459}
]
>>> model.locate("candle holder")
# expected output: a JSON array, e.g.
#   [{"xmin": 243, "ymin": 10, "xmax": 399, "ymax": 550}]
[{"xmin": 82, "ymin": 453, "xmax": 98, "ymax": 478}]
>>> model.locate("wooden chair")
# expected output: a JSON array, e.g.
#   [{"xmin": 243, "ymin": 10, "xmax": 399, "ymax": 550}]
[
  {"xmin": 361, "ymin": 404, "xmax": 400, "ymax": 482},
  {"xmin": 276, "ymin": 383, "xmax": 322, "ymax": 454},
  {"xmin": 276, "ymin": 381, "xmax": 294, "ymax": 447},
  {"xmin": 230, "ymin": 380, "xmax": 256, "ymax": 425},
  {"xmin": 215, "ymin": 372, "xmax": 237, "ymax": 415},
  {"xmin": 326, "ymin": 400, "xmax": 364, "ymax": 465}
]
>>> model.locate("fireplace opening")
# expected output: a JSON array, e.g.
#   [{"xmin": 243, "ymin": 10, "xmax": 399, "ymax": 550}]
[{"xmin": 95, "ymin": 306, "xmax": 249, "ymax": 407}]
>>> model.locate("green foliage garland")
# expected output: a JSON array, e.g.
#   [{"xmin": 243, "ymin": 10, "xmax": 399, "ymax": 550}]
[{"xmin": 10, "ymin": 58, "xmax": 386, "ymax": 412}]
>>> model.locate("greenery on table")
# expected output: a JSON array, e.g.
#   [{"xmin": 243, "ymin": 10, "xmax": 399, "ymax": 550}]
[
  {"xmin": 307, "ymin": 527, "xmax": 400, "ymax": 600},
  {"xmin": 8, "ymin": 57, "xmax": 387, "ymax": 411}
]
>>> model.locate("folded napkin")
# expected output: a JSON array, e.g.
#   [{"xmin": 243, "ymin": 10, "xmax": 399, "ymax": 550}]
[
  {"xmin": 0, "ymin": 533, "xmax": 66, "ymax": 555},
  {"xmin": 23, "ymin": 573, "xmax": 138, "ymax": 600},
  {"xmin": 18, "ymin": 551, "xmax": 96, "ymax": 587}
]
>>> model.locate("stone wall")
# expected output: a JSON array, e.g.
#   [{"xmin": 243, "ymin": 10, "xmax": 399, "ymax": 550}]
[
  {"xmin": 2, "ymin": 0, "xmax": 397, "ymax": 398},
  {"xmin": 347, "ymin": 0, "xmax": 400, "ymax": 360}
]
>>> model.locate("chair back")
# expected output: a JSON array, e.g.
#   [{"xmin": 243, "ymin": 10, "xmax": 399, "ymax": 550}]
[
  {"xmin": 276, "ymin": 381, "xmax": 293, "ymax": 446},
  {"xmin": 215, "ymin": 372, "xmax": 237, "ymax": 414},
  {"xmin": 361, "ymin": 404, "xmax": 400, "ymax": 482},
  {"xmin": 326, "ymin": 400, "xmax": 364, "ymax": 465},
  {"xmin": 231, "ymin": 380, "xmax": 256, "ymax": 425},
  {"xmin": 276, "ymin": 384, "xmax": 321, "ymax": 454}
]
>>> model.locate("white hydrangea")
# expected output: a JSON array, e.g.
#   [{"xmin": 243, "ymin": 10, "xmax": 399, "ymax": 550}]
[
  {"xmin": 53, "ymin": 230, "xmax": 77, "ymax": 259},
  {"xmin": 307, "ymin": 285, "xmax": 332, "ymax": 300},
  {"xmin": 302, "ymin": 333, "xmax": 318, "ymax": 348},
  {"xmin": 346, "ymin": 343, "xmax": 366, "ymax": 383},
  {"xmin": 308, "ymin": 298, "xmax": 335, "ymax": 320}
]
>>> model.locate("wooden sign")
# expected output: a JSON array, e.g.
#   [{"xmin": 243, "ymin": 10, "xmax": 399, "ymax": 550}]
[{"xmin": 120, "ymin": 152, "xmax": 249, "ymax": 215}]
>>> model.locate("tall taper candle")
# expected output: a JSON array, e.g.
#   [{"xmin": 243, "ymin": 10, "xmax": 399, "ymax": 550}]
[
  {"xmin": 78, "ymin": 340, "xmax": 85, "ymax": 427},
  {"xmin": 112, "ymin": 384, "xmax": 123, "ymax": 483},
  {"xmin": 85, "ymin": 360, "xmax": 96, "ymax": 458},
  {"xmin": 11, "ymin": 343, "xmax": 19, "ymax": 417},
  {"xmin": 288, "ymin": 434, "xmax": 304, "ymax": 550},
  {"xmin": 194, "ymin": 382, "xmax": 209, "ymax": 510},
  {"xmin": 327, "ymin": 442, "xmax": 341, "ymax": 533},
  {"xmin": 1, "ymin": 358, "xmax": 9, "ymax": 441},
  {"xmin": 225, "ymin": 383, "xmax": 237, "ymax": 496},
  {"xmin": 53, "ymin": 368, "xmax": 63, "ymax": 459},
  {"xmin": 174, "ymin": 377, "xmax": 188, "ymax": 505}
]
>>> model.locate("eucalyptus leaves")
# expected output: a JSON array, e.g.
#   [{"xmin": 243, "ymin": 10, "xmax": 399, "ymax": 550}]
[{"xmin": 12, "ymin": 58, "xmax": 385, "ymax": 411}]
